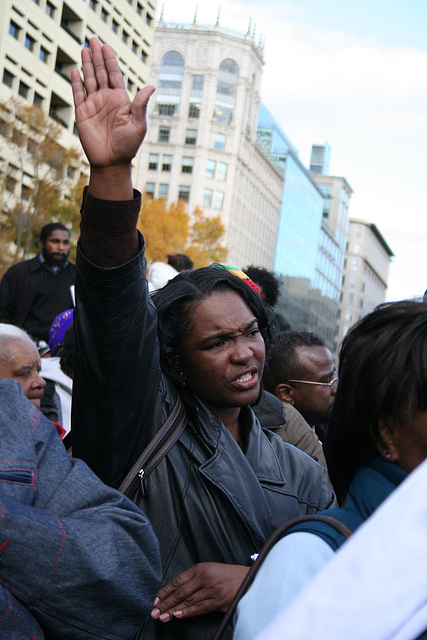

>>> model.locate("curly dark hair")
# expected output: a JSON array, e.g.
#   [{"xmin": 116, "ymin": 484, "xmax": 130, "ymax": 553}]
[
  {"xmin": 325, "ymin": 300, "xmax": 427, "ymax": 504},
  {"xmin": 263, "ymin": 331, "xmax": 325, "ymax": 393},
  {"xmin": 152, "ymin": 266, "xmax": 276, "ymax": 385},
  {"xmin": 167, "ymin": 253, "xmax": 194, "ymax": 272},
  {"xmin": 244, "ymin": 266, "xmax": 280, "ymax": 307}
]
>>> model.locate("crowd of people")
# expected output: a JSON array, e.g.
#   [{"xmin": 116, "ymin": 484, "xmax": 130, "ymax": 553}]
[{"xmin": 0, "ymin": 37, "xmax": 426, "ymax": 640}]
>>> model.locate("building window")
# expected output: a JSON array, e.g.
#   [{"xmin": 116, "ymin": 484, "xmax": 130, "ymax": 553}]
[
  {"xmin": 22, "ymin": 184, "xmax": 32, "ymax": 200},
  {"xmin": 158, "ymin": 183, "xmax": 169, "ymax": 199},
  {"xmin": 18, "ymin": 81, "xmax": 30, "ymax": 99},
  {"xmin": 158, "ymin": 127, "xmax": 170, "ymax": 143},
  {"xmin": 348, "ymin": 293, "xmax": 355, "ymax": 304},
  {"xmin": 140, "ymin": 50, "xmax": 148, "ymax": 64},
  {"xmin": 178, "ymin": 186, "xmax": 190, "ymax": 202},
  {"xmin": 2, "ymin": 69, "xmax": 15, "ymax": 88},
  {"xmin": 185, "ymin": 129, "xmax": 197, "ymax": 145},
  {"xmin": 127, "ymin": 79, "xmax": 134, "ymax": 92},
  {"xmin": 157, "ymin": 103, "xmax": 176, "ymax": 116},
  {"xmin": 131, "ymin": 40, "xmax": 138, "ymax": 54},
  {"xmin": 182, "ymin": 157, "xmax": 194, "ymax": 174},
  {"xmin": 6, "ymin": 176, "xmax": 17, "ymax": 194},
  {"xmin": 157, "ymin": 51, "xmax": 184, "ymax": 117},
  {"xmin": 162, "ymin": 154, "xmax": 172, "ymax": 171},
  {"xmin": 45, "ymin": 1, "xmax": 55, "ymax": 18},
  {"xmin": 89, "ymin": 0, "xmax": 98, "ymax": 9},
  {"xmin": 189, "ymin": 74, "xmax": 204, "ymax": 119},
  {"xmin": 39, "ymin": 46, "xmax": 49, "ymax": 63},
  {"xmin": 146, "ymin": 13, "xmax": 153, "ymax": 26},
  {"xmin": 203, "ymin": 189, "xmax": 212, "ymax": 208},
  {"xmin": 214, "ymin": 133, "xmax": 225, "ymax": 150},
  {"xmin": 145, "ymin": 182, "xmax": 155, "ymax": 197},
  {"xmin": 101, "ymin": 9, "xmax": 109, "ymax": 23},
  {"xmin": 9, "ymin": 21, "xmax": 21, "ymax": 40},
  {"xmin": 136, "ymin": 2, "xmax": 143, "ymax": 15},
  {"xmin": 213, "ymin": 191, "xmax": 224, "ymax": 210},
  {"xmin": 214, "ymin": 58, "xmax": 238, "ymax": 124},
  {"xmin": 148, "ymin": 153, "xmax": 159, "ymax": 170},
  {"xmin": 25, "ymin": 34, "xmax": 36, "ymax": 52},
  {"xmin": 112, "ymin": 19, "xmax": 119, "ymax": 33},
  {"xmin": 351, "ymin": 259, "xmax": 358, "ymax": 271},
  {"xmin": 188, "ymin": 104, "xmax": 200, "ymax": 118},
  {"xmin": 216, "ymin": 162, "xmax": 227, "ymax": 181},
  {"xmin": 122, "ymin": 30, "xmax": 129, "ymax": 43},
  {"xmin": 206, "ymin": 160, "xmax": 216, "ymax": 178},
  {"xmin": 33, "ymin": 92, "xmax": 44, "ymax": 106}
]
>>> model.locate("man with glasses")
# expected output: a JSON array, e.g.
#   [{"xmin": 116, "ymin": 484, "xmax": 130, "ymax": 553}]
[{"xmin": 261, "ymin": 331, "xmax": 337, "ymax": 463}]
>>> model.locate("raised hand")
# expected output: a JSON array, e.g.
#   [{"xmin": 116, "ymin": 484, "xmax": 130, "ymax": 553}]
[
  {"xmin": 71, "ymin": 38, "xmax": 155, "ymax": 170},
  {"xmin": 151, "ymin": 562, "xmax": 250, "ymax": 621}
]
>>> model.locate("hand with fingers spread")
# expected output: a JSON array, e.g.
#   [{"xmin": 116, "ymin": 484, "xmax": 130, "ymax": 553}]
[
  {"xmin": 151, "ymin": 562, "xmax": 250, "ymax": 622},
  {"xmin": 71, "ymin": 37, "xmax": 155, "ymax": 170}
]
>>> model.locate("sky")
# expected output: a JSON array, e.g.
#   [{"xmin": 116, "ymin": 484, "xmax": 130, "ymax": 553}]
[{"xmin": 159, "ymin": 1, "xmax": 427, "ymax": 302}]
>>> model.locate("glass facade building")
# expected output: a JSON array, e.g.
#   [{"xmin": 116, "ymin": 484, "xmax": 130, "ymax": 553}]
[{"xmin": 257, "ymin": 104, "xmax": 342, "ymax": 350}]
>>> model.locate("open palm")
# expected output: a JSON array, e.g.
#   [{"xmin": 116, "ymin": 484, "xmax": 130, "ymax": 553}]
[{"xmin": 71, "ymin": 39, "xmax": 154, "ymax": 168}]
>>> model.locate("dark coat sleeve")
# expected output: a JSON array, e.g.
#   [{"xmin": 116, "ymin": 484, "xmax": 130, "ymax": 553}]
[{"xmin": 72, "ymin": 190, "xmax": 164, "ymax": 489}]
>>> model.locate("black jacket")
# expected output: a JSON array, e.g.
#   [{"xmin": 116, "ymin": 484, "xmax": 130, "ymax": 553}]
[
  {"xmin": 72, "ymin": 191, "xmax": 336, "ymax": 640},
  {"xmin": 0, "ymin": 256, "xmax": 75, "ymax": 330}
]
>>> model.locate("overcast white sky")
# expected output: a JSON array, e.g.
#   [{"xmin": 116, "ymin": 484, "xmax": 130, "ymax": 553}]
[{"xmin": 159, "ymin": 1, "xmax": 427, "ymax": 301}]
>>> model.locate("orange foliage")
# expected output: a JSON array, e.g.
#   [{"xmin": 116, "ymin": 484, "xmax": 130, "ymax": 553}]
[{"xmin": 137, "ymin": 197, "xmax": 228, "ymax": 268}]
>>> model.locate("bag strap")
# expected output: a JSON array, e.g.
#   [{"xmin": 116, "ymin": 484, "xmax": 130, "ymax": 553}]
[
  {"xmin": 118, "ymin": 394, "xmax": 187, "ymax": 497},
  {"xmin": 212, "ymin": 514, "xmax": 352, "ymax": 640}
]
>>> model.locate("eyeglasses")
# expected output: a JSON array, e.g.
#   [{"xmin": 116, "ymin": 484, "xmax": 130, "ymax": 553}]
[{"xmin": 287, "ymin": 377, "xmax": 339, "ymax": 389}]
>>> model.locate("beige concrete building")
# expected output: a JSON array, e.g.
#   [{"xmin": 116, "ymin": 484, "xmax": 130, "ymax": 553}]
[
  {"xmin": 0, "ymin": 0, "xmax": 156, "ymax": 171},
  {"xmin": 337, "ymin": 219, "xmax": 394, "ymax": 347},
  {"xmin": 136, "ymin": 18, "xmax": 285, "ymax": 269}
]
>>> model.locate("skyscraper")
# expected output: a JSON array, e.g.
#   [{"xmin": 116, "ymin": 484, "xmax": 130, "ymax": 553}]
[{"xmin": 136, "ymin": 16, "xmax": 285, "ymax": 269}]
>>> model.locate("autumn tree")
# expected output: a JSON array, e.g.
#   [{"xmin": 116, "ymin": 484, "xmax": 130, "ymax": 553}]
[
  {"xmin": 137, "ymin": 194, "xmax": 190, "ymax": 264},
  {"xmin": 137, "ymin": 196, "xmax": 228, "ymax": 268},
  {"xmin": 0, "ymin": 97, "xmax": 84, "ymax": 276},
  {"xmin": 187, "ymin": 206, "xmax": 228, "ymax": 268}
]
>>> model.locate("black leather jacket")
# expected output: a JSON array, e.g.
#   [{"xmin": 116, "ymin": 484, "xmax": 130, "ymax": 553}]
[{"xmin": 72, "ymin": 191, "xmax": 335, "ymax": 640}]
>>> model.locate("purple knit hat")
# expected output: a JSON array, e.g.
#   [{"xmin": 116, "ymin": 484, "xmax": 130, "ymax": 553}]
[{"xmin": 49, "ymin": 308, "xmax": 74, "ymax": 356}]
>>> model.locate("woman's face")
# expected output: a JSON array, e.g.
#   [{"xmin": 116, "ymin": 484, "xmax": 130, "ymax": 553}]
[
  {"xmin": 180, "ymin": 290, "xmax": 265, "ymax": 412},
  {"xmin": 386, "ymin": 410, "xmax": 427, "ymax": 473},
  {"xmin": 0, "ymin": 339, "xmax": 46, "ymax": 409}
]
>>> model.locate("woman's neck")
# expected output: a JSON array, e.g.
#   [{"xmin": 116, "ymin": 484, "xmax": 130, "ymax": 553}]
[{"xmin": 209, "ymin": 405, "xmax": 243, "ymax": 444}]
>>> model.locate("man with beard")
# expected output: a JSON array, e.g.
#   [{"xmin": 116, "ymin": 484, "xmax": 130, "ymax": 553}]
[{"xmin": 0, "ymin": 223, "xmax": 75, "ymax": 348}]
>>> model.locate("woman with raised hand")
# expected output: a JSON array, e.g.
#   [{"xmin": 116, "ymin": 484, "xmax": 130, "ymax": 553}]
[{"xmin": 71, "ymin": 38, "xmax": 335, "ymax": 640}]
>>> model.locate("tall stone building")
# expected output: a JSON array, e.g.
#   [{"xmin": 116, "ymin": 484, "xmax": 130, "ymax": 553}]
[
  {"xmin": 0, "ymin": 0, "xmax": 157, "ymax": 171},
  {"xmin": 136, "ymin": 17, "xmax": 285, "ymax": 269},
  {"xmin": 337, "ymin": 219, "xmax": 394, "ymax": 347}
]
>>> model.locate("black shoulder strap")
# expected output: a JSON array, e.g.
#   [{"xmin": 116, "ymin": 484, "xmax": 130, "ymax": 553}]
[
  {"xmin": 212, "ymin": 514, "xmax": 352, "ymax": 640},
  {"xmin": 118, "ymin": 394, "xmax": 187, "ymax": 498}
]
